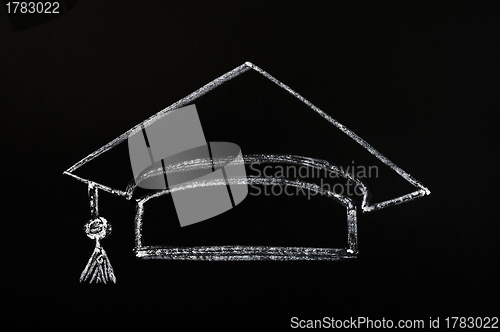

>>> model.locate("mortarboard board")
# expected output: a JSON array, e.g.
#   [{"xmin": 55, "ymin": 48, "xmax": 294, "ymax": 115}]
[{"xmin": 64, "ymin": 61, "xmax": 430, "ymax": 283}]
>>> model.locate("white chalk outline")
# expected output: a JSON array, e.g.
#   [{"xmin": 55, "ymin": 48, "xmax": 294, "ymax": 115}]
[{"xmin": 64, "ymin": 62, "xmax": 431, "ymax": 277}]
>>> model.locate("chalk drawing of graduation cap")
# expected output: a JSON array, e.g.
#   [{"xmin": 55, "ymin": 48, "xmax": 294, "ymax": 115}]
[{"xmin": 64, "ymin": 62, "xmax": 430, "ymax": 284}]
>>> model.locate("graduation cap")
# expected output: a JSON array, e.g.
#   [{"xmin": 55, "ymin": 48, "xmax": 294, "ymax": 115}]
[{"xmin": 64, "ymin": 61, "xmax": 430, "ymax": 283}]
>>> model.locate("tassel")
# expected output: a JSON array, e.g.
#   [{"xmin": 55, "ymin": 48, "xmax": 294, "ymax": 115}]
[
  {"xmin": 80, "ymin": 217, "xmax": 116, "ymax": 283},
  {"xmin": 80, "ymin": 183, "xmax": 116, "ymax": 283}
]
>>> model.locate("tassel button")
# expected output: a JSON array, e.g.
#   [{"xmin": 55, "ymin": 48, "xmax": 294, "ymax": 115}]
[{"xmin": 84, "ymin": 217, "xmax": 111, "ymax": 241}]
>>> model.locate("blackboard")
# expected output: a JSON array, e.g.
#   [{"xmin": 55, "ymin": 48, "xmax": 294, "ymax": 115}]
[{"xmin": 2, "ymin": 1, "xmax": 498, "ymax": 329}]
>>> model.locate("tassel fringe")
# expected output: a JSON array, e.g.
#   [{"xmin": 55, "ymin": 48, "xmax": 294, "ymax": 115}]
[{"xmin": 80, "ymin": 244, "xmax": 116, "ymax": 284}]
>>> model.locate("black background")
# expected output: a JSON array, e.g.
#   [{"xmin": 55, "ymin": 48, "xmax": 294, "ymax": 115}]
[{"xmin": 1, "ymin": 1, "xmax": 498, "ymax": 330}]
